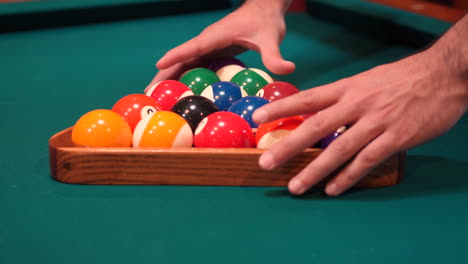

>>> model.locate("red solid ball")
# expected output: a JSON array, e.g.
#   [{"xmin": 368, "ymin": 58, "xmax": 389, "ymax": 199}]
[{"xmin": 194, "ymin": 111, "xmax": 255, "ymax": 148}]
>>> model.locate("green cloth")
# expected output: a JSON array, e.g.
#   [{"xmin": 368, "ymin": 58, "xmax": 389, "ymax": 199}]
[{"xmin": 1, "ymin": 1, "xmax": 467, "ymax": 263}]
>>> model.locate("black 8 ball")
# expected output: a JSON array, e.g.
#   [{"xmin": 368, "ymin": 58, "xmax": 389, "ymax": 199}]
[{"xmin": 171, "ymin": 95, "xmax": 219, "ymax": 132}]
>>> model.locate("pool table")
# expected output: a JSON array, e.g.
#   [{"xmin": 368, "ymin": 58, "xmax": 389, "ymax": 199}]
[{"xmin": 1, "ymin": 0, "xmax": 468, "ymax": 263}]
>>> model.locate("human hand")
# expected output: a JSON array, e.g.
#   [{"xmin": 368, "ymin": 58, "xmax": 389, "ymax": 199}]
[
  {"xmin": 252, "ymin": 49, "xmax": 468, "ymax": 196},
  {"xmin": 146, "ymin": 0, "xmax": 296, "ymax": 91}
]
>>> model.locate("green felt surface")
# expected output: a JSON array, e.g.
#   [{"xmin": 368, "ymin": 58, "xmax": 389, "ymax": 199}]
[
  {"xmin": 1, "ymin": 1, "xmax": 468, "ymax": 263},
  {"xmin": 0, "ymin": 0, "xmax": 232, "ymax": 33},
  {"xmin": 0, "ymin": 0, "xmax": 229, "ymax": 15},
  {"xmin": 0, "ymin": 0, "xmax": 172, "ymax": 15}
]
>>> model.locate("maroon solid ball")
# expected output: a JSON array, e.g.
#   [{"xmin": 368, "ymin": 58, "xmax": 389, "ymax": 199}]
[
  {"xmin": 256, "ymin": 81, "xmax": 300, "ymax": 102},
  {"xmin": 207, "ymin": 56, "xmax": 246, "ymax": 72},
  {"xmin": 194, "ymin": 111, "xmax": 254, "ymax": 148}
]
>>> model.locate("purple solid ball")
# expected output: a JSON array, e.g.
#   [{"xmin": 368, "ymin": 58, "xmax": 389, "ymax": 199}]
[
  {"xmin": 318, "ymin": 126, "xmax": 347, "ymax": 148},
  {"xmin": 207, "ymin": 56, "xmax": 246, "ymax": 72}
]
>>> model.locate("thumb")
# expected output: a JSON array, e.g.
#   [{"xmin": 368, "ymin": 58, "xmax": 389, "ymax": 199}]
[{"xmin": 260, "ymin": 43, "xmax": 295, "ymax": 75}]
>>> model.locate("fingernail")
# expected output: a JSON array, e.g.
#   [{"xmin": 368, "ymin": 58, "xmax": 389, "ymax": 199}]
[
  {"xmin": 144, "ymin": 82, "xmax": 157, "ymax": 94},
  {"xmin": 325, "ymin": 183, "xmax": 338, "ymax": 196},
  {"xmin": 253, "ymin": 109, "xmax": 267, "ymax": 124},
  {"xmin": 289, "ymin": 178, "xmax": 306, "ymax": 195},
  {"xmin": 259, "ymin": 152, "xmax": 275, "ymax": 170},
  {"xmin": 156, "ymin": 58, "xmax": 163, "ymax": 67}
]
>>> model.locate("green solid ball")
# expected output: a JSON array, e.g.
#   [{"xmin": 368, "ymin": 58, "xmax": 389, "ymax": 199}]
[
  {"xmin": 179, "ymin": 68, "xmax": 220, "ymax": 95},
  {"xmin": 230, "ymin": 68, "xmax": 270, "ymax": 95}
]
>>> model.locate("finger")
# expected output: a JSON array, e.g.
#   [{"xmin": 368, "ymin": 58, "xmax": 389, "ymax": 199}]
[
  {"xmin": 324, "ymin": 132, "xmax": 399, "ymax": 196},
  {"xmin": 144, "ymin": 63, "xmax": 187, "ymax": 93},
  {"xmin": 145, "ymin": 53, "xmax": 211, "ymax": 92},
  {"xmin": 155, "ymin": 63, "xmax": 185, "ymax": 81},
  {"xmin": 258, "ymin": 104, "xmax": 357, "ymax": 171},
  {"xmin": 286, "ymin": 118, "xmax": 385, "ymax": 195},
  {"xmin": 259, "ymin": 42, "xmax": 295, "ymax": 75},
  {"xmin": 156, "ymin": 32, "xmax": 232, "ymax": 70},
  {"xmin": 252, "ymin": 82, "xmax": 344, "ymax": 124}
]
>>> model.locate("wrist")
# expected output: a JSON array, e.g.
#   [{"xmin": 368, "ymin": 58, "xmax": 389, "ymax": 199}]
[
  {"xmin": 243, "ymin": 0, "xmax": 292, "ymax": 15},
  {"xmin": 427, "ymin": 16, "xmax": 468, "ymax": 112}
]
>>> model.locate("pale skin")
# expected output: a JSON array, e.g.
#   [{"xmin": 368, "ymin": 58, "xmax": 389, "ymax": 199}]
[{"xmin": 149, "ymin": 0, "xmax": 468, "ymax": 196}]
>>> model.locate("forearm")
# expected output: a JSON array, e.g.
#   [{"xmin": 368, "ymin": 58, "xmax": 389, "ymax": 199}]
[{"xmin": 427, "ymin": 15, "xmax": 468, "ymax": 111}]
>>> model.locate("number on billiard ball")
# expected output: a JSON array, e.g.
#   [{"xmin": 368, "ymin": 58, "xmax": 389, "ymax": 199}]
[{"xmin": 112, "ymin": 94, "xmax": 162, "ymax": 132}]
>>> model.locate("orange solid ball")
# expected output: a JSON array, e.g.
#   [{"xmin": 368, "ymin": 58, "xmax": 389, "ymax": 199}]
[{"xmin": 71, "ymin": 109, "xmax": 133, "ymax": 147}]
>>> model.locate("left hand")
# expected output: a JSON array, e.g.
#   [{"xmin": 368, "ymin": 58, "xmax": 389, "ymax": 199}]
[
  {"xmin": 252, "ymin": 49, "xmax": 468, "ymax": 196},
  {"xmin": 145, "ymin": 0, "xmax": 295, "ymax": 93}
]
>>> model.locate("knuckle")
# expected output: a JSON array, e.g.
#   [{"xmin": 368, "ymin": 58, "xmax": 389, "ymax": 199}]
[
  {"xmin": 330, "ymin": 141, "xmax": 353, "ymax": 157},
  {"xmin": 305, "ymin": 112, "xmax": 325, "ymax": 133},
  {"xmin": 194, "ymin": 45, "xmax": 204, "ymax": 55},
  {"xmin": 200, "ymin": 24, "xmax": 215, "ymax": 34},
  {"xmin": 341, "ymin": 173, "xmax": 360, "ymax": 187},
  {"xmin": 384, "ymin": 132, "xmax": 400, "ymax": 148},
  {"xmin": 389, "ymin": 126, "xmax": 415, "ymax": 150},
  {"xmin": 334, "ymin": 166, "xmax": 364, "ymax": 192},
  {"xmin": 297, "ymin": 91, "xmax": 317, "ymax": 108},
  {"xmin": 360, "ymin": 148, "xmax": 383, "ymax": 167}
]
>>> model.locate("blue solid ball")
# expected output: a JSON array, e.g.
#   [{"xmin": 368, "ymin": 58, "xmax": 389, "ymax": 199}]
[{"xmin": 228, "ymin": 96, "xmax": 269, "ymax": 128}]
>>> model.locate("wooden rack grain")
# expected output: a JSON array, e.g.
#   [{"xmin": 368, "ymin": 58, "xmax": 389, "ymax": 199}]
[{"xmin": 49, "ymin": 127, "xmax": 405, "ymax": 187}]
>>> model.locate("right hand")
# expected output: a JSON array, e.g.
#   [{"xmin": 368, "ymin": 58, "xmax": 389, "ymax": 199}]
[{"xmin": 146, "ymin": 1, "xmax": 296, "ymax": 91}]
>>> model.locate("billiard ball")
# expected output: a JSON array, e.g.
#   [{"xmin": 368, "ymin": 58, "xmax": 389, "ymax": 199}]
[
  {"xmin": 133, "ymin": 111, "xmax": 193, "ymax": 148},
  {"xmin": 230, "ymin": 68, "xmax": 274, "ymax": 95},
  {"xmin": 200, "ymin": 81, "xmax": 247, "ymax": 111},
  {"xmin": 228, "ymin": 96, "xmax": 270, "ymax": 129},
  {"xmin": 179, "ymin": 68, "xmax": 220, "ymax": 95},
  {"xmin": 194, "ymin": 111, "xmax": 255, "ymax": 148},
  {"xmin": 71, "ymin": 109, "xmax": 132, "ymax": 147},
  {"xmin": 255, "ymin": 116, "xmax": 304, "ymax": 149},
  {"xmin": 256, "ymin": 81, "xmax": 300, "ymax": 102},
  {"xmin": 145, "ymin": 80, "xmax": 193, "ymax": 110},
  {"xmin": 318, "ymin": 126, "xmax": 347, "ymax": 148},
  {"xmin": 111, "ymin": 94, "xmax": 162, "ymax": 132},
  {"xmin": 170, "ymin": 95, "xmax": 219, "ymax": 132},
  {"xmin": 216, "ymin": 64, "xmax": 245, "ymax": 82},
  {"xmin": 207, "ymin": 56, "xmax": 246, "ymax": 72}
]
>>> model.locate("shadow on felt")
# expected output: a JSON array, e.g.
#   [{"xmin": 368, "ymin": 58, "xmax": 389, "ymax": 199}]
[
  {"xmin": 264, "ymin": 155, "xmax": 468, "ymax": 201},
  {"xmin": 278, "ymin": 2, "xmax": 440, "ymax": 88}
]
